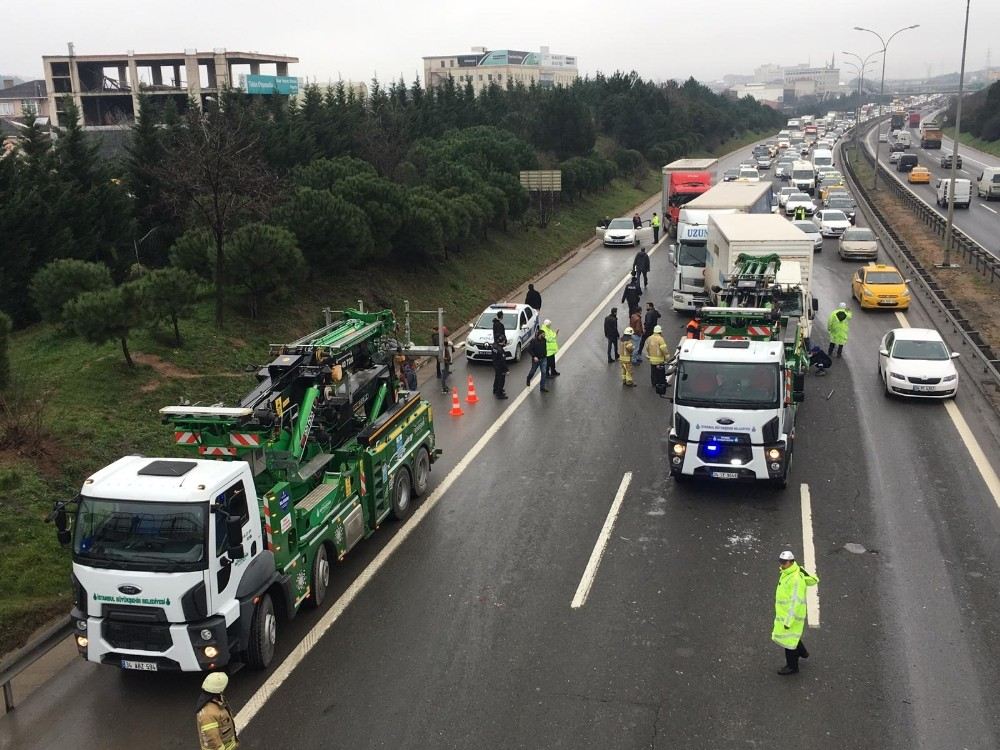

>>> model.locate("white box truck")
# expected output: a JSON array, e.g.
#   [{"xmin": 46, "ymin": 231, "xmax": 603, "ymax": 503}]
[
  {"xmin": 704, "ymin": 214, "xmax": 817, "ymax": 339},
  {"xmin": 669, "ymin": 182, "xmax": 774, "ymax": 312}
]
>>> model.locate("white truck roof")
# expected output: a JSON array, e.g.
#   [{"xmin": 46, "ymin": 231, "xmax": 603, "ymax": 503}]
[
  {"xmin": 709, "ymin": 213, "xmax": 812, "ymax": 243},
  {"xmin": 82, "ymin": 456, "xmax": 247, "ymax": 503},
  {"xmin": 662, "ymin": 158, "xmax": 719, "ymax": 172},
  {"xmin": 679, "ymin": 338, "xmax": 783, "ymax": 363},
  {"xmin": 684, "ymin": 182, "xmax": 772, "ymax": 211}
]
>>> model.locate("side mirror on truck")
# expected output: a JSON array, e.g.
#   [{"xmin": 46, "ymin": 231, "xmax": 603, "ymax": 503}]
[
  {"xmin": 226, "ymin": 517, "xmax": 246, "ymax": 560},
  {"xmin": 54, "ymin": 505, "xmax": 71, "ymax": 547}
]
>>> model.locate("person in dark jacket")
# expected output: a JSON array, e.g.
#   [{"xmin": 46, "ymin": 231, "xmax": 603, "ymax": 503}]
[
  {"xmin": 621, "ymin": 272, "xmax": 642, "ymax": 314},
  {"xmin": 603, "ymin": 308, "xmax": 620, "ymax": 363},
  {"xmin": 525, "ymin": 330, "xmax": 549, "ymax": 391},
  {"xmin": 629, "ymin": 309, "xmax": 644, "ymax": 365},
  {"xmin": 491, "ymin": 342, "xmax": 509, "ymax": 399},
  {"xmin": 492, "ymin": 311, "xmax": 507, "ymax": 346},
  {"xmin": 632, "ymin": 247, "xmax": 651, "ymax": 291},
  {"xmin": 632, "ymin": 213, "xmax": 642, "ymax": 229},
  {"xmin": 524, "ymin": 284, "xmax": 542, "ymax": 312},
  {"xmin": 641, "ymin": 301, "xmax": 661, "ymax": 350}
]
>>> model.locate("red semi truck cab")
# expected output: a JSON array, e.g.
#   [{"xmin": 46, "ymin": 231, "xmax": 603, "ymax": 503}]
[{"xmin": 661, "ymin": 159, "xmax": 718, "ymax": 237}]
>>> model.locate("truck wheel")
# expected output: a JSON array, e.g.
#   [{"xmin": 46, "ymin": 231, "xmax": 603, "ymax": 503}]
[
  {"xmin": 391, "ymin": 469, "xmax": 413, "ymax": 521},
  {"xmin": 412, "ymin": 447, "xmax": 431, "ymax": 497},
  {"xmin": 308, "ymin": 545, "xmax": 330, "ymax": 609},
  {"xmin": 247, "ymin": 593, "xmax": 276, "ymax": 669}
]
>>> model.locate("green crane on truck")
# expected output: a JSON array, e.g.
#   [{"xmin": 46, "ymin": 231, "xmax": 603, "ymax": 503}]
[{"xmin": 53, "ymin": 309, "xmax": 439, "ymax": 672}]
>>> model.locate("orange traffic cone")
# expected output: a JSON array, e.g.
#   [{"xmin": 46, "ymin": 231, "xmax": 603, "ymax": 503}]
[
  {"xmin": 449, "ymin": 387, "xmax": 465, "ymax": 416},
  {"xmin": 465, "ymin": 374, "xmax": 479, "ymax": 404}
]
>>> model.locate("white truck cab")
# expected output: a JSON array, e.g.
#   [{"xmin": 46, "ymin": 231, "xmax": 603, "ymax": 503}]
[
  {"xmin": 667, "ymin": 338, "xmax": 800, "ymax": 487},
  {"xmin": 67, "ymin": 457, "xmax": 267, "ymax": 672}
]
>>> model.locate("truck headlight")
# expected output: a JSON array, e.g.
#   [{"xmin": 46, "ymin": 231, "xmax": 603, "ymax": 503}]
[
  {"xmin": 766, "ymin": 448, "xmax": 782, "ymax": 461},
  {"xmin": 76, "ymin": 619, "xmax": 88, "ymax": 631},
  {"xmin": 200, "ymin": 628, "xmax": 214, "ymax": 641},
  {"xmin": 203, "ymin": 645, "xmax": 219, "ymax": 659},
  {"xmin": 76, "ymin": 635, "xmax": 89, "ymax": 648},
  {"xmin": 672, "ymin": 443, "xmax": 686, "ymax": 456}
]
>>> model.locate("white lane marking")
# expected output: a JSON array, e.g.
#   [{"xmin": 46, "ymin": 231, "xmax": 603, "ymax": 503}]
[
  {"xmin": 235, "ymin": 242, "xmax": 661, "ymax": 732},
  {"xmin": 944, "ymin": 401, "xmax": 1000, "ymax": 508},
  {"xmin": 983, "ymin": 205, "xmax": 998, "ymax": 215},
  {"xmin": 894, "ymin": 312, "xmax": 1000, "ymax": 508},
  {"xmin": 799, "ymin": 483, "xmax": 820, "ymax": 628},
  {"xmin": 571, "ymin": 472, "xmax": 632, "ymax": 609}
]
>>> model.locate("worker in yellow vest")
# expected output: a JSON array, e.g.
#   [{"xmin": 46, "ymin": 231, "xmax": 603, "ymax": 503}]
[{"xmin": 651, "ymin": 212, "xmax": 661, "ymax": 243}]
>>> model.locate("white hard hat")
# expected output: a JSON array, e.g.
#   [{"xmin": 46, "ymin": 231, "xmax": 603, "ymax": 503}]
[
  {"xmin": 543, "ymin": 319, "xmax": 551, "ymax": 326},
  {"xmin": 778, "ymin": 550, "xmax": 795, "ymax": 561},
  {"xmin": 624, "ymin": 327, "xmax": 634, "ymax": 335},
  {"xmin": 202, "ymin": 672, "xmax": 229, "ymax": 693},
  {"xmin": 838, "ymin": 302, "xmax": 847, "ymax": 308},
  {"xmin": 653, "ymin": 325, "xmax": 663, "ymax": 333}
]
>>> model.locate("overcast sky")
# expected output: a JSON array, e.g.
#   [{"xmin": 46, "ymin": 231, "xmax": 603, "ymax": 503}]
[{"xmin": 4, "ymin": 0, "xmax": 997, "ymax": 84}]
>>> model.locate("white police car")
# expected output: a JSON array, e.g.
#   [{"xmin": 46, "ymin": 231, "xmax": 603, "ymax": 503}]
[{"xmin": 465, "ymin": 303, "xmax": 539, "ymax": 362}]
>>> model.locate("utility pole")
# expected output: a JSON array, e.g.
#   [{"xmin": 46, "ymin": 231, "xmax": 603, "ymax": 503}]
[{"xmin": 937, "ymin": 0, "xmax": 971, "ymax": 269}]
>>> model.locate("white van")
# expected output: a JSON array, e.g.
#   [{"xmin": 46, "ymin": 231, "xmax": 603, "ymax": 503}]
[
  {"xmin": 896, "ymin": 132, "xmax": 912, "ymax": 149},
  {"xmin": 812, "ymin": 148, "xmax": 834, "ymax": 169},
  {"xmin": 935, "ymin": 178, "xmax": 971, "ymax": 209},
  {"xmin": 791, "ymin": 160, "xmax": 816, "ymax": 195},
  {"xmin": 976, "ymin": 167, "xmax": 1000, "ymax": 201}
]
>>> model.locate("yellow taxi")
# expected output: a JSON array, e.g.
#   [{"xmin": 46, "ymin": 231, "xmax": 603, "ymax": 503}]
[
  {"xmin": 819, "ymin": 181, "xmax": 846, "ymax": 202},
  {"xmin": 851, "ymin": 263, "xmax": 911, "ymax": 310},
  {"xmin": 908, "ymin": 166, "xmax": 931, "ymax": 184}
]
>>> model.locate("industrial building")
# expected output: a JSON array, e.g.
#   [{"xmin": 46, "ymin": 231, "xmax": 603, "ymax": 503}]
[
  {"xmin": 42, "ymin": 46, "xmax": 298, "ymax": 128},
  {"xmin": 422, "ymin": 46, "xmax": 578, "ymax": 94}
]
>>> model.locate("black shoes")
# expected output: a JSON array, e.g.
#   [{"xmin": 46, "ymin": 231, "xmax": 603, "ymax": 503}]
[
  {"xmin": 497, "ymin": 393, "xmax": 509, "ymax": 400},
  {"xmin": 777, "ymin": 666, "xmax": 799, "ymax": 675},
  {"xmin": 540, "ymin": 387, "xmax": 549, "ymax": 392}
]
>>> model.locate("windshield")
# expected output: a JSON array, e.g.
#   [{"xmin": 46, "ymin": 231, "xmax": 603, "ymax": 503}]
[
  {"xmin": 891, "ymin": 340, "xmax": 949, "ymax": 361},
  {"xmin": 607, "ymin": 218, "xmax": 633, "ymax": 230},
  {"xmin": 827, "ymin": 200, "xmax": 854, "ymax": 210},
  {"xmin": 866, "ymin": 271, "xmax": 904, "ymax": 284},
  {"xmin": 73, "ymin": 496, "xmax": 207, "ymax": 572},
  {"xmin": 669, "ymin": 193, "xmax": 702, "ymax": 207},
  {"xmin": 792, "ymin": 221, "xmax": 818, "ymax": 234},
  {"xmin": 821, "ymin": 211, "xmax": 847, "ymax": 222},
  {"xmin": 842, "ymin": 229, "xmax": 873, "ymax": 242},
  {"xmin": 792, "ymin": 170, "xmax": 814, "ymax": 180},
  {"xmin": 476, "ymin": 311, "xmax": 518, "ymax": 330},
  {"xmin": 677, "ymin": 241, "xmax": 708, "ymax": 267},
  {"xmin": 789, "ymin": 193, "xmax": 809, "ymax": 202},
  {"xmin": 813, "ymin": 157, "xmax": 832, "ymax": 167},
  {"xmin": 675, "ymin": 361, "xmax": 780, "ymax": 409},
  {"xmin": 774, "ymin": 291, "xmax": 804, "ymax": 317}
]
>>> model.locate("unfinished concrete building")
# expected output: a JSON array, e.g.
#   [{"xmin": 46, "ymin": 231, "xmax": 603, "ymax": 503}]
[{"xmin": 42, "ymin": 45, "xmax": 298, "ymax": 128}]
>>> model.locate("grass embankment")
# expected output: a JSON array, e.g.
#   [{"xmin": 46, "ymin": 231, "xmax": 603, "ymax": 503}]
[
  {"xmin": 848, "ymin": 148, "xmax": 1000, "ymax": 356},
  {"xmin": 1, "ymin": 170, "xmax": 660, "ymax": 653},
  {"xmin": 944, "ymin": 127, "xmax": 1000, "ymax": 159}
]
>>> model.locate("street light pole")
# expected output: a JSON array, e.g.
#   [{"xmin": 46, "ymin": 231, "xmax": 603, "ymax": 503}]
[
  {"xmin": 855, "ymin": 24, "xmax": 920, "ymax": 189},
  {"xmin": 842, "ymin": 50, "xmax": 882, "ymax": 142},
  {"xmin": 939, "ymin": 0, "xmax": 971, "ymax": 269}
]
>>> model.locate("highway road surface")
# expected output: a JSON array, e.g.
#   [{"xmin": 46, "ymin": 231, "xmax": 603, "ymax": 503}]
[
  {"xmin": 3, "ymin": 141, "xmax": 1000, "ymax": 750},
  {"xmin": 863, "ymin": 122, "xmax": 1000, "ymax": 257}
]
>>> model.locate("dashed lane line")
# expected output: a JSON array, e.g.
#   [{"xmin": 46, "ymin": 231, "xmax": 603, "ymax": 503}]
[
  {"xmin": 799, "ymin": 483, "xmax": 820, "ymax": 628},
  {"xmin": 571, "ymin": 472, "xmax": 632, "ymax": 609}
]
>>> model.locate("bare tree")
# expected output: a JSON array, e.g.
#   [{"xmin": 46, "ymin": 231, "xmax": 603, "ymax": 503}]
[{"xmin": 153, "ymin": 95, "xmax": 276, "ymax": 327}]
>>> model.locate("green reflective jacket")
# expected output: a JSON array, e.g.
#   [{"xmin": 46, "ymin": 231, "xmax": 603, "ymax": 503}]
[
  {"xmin": 827, "ymin": 308, "xmax": 853, "ymax": 345},
  {"xmin": 771, "ymin": 561, "xmax": 819, "ymax": 648},
  {"xmin": 541, "ymin": 324, "xmax": 559, "ymax": 355}
]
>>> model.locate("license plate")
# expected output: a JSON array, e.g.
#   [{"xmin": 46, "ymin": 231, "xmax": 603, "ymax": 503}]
[
  {"xmin": 121, "ymin": 659, "xmax": 158, "ymax": 671},
  {"xmin": 878, "ymin": 301, "xmax": 897, "ymax": 306},
  {"xmin": 913, "ymin": 385, "xmax": 935, "ymax": 392},
  {"xmin": 711, "ymin": 471, "xmax": 740, "ymax": 479}
]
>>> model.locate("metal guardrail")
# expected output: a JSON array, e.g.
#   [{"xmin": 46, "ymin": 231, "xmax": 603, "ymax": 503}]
[
  {"xmin": 839, "ymin": 130, "xmax": 1000, "ymax": 402},
  {"xmin": 0, "ymin": 616, "xmax": 73, "ymax": 713},
  {"xmin": 856, "ymin": 130, "xmax": 1000, "ymax": 284}
]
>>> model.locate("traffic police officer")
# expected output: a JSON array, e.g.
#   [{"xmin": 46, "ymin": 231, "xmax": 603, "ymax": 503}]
[{"xmin": 772, "ymin": 550, "xmax": 819, "ymax": 675}]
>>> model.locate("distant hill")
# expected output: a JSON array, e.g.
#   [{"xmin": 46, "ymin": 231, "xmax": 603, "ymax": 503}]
[{"xmin": 943, "ymin": 82, "xmax": 1000, "ymax": 142}]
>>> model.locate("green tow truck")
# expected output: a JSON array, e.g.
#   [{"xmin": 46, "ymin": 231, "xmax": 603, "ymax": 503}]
[{"xmin": 54, "ymin": 309, "xmax": 439, "ymax": 671}]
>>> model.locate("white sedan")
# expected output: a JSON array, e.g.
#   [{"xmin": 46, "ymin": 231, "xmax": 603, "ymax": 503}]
[
  {"xmin": 602, "ymin": 217, "xmax": 639, "ymax": 247},
  {"xmin": 791, "ymin": 220, "xmax": 823, "ymax": 251},
  {"xmin": 878, "ymin": 328, "xmax": 959, "ymax": 399},
  {"xmin": 785, "ymin": 193, "xmax": 815, "ymax": 216},
  {"xmin": 813, "ymin": 209, "xmax": 851, "ymax": 238},
  {"xmin": 737, "ymin": 166, "xmax": 760, "ymax": 182}
]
